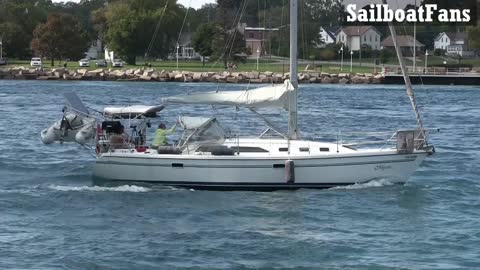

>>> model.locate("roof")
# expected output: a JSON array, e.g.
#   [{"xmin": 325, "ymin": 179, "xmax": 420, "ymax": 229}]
[
  {"xmin": 321, "ymin": 26, "xmax": 339, "ymax": 40},
  {"xmin": 445, "ymin": 32, "xmax": 467, "ymax": 41},
  {"xmin": 178, "ymin": 32, "xmax": 193, "ymax": 46},
  {"xmin": 381, "ymin": 35, "xmax": 425, "ymax": 47},
  {"xmin": 338, "ymin": 26, "xmax": 380, "ymax": 36},
  {"xmin": 435, "ymin": 32, "xmax": 468, "ymax": 42}
]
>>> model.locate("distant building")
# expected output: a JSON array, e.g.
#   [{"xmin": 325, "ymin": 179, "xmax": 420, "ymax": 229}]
[
  {"xmin": 238, "ymin": 23, "xmax": 278, "ymax": 56},
  {"xmin": 381, "ymin": 35, "xmax": 424, "ymax": 56},
  {"xmin": 434, "ymin": 32, "xmax": 474, "ymax": 57},
  {"xmin": 177, "ymin": 32, "xmax": 201, "ymax": 60},
  {"xmin": 318, "ymin": 26, "xmax": 338, "ymax": 47},
  {"xmin": 336, "ymin": 26, "xmax": 381, "ymax": 51},
  {"xmin": 85, "ymin": 39, "xmax": 102, "ymax": 60},
  {"xmin": 105, "ymin": 48, "xmax": 114, "ymax": 62}
]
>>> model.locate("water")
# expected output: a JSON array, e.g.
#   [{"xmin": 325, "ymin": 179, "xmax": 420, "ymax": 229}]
[{"xmin": 0, "ymin": 80, "xmax": 479, "ymax": 269}]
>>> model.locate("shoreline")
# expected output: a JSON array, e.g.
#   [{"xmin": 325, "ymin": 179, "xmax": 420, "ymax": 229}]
[
  {"xmin": 0, "ymin": 67, "xmax": 382, "ymax": 84},
  {"xmin": 2, "ymin": 67, "xmax": 479, "ymax": 85}
]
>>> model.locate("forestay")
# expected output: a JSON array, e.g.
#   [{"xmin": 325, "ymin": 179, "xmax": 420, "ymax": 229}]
[{"xmin": 162, "ymin": 80, "xmax": 295, "ymax": 111}]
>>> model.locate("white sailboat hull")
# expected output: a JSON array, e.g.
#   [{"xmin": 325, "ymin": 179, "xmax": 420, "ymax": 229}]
[{"xmin": 93, "ymin": 146, "xmax": 428, "ymax": 190}]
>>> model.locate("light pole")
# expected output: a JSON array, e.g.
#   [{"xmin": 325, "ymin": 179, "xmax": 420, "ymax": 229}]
[
  {"xmin": 256, "ymin": 48, "xmax": 260, "ymax": 71},
  {"xmin": 176, "ymin": 44, "xmax": 180, "ymax": 70},
  {"xmin": 350, "ymin": 50, "xmax": 353, "ymax": 72},
  {"xmin": 340, "ymin": 45, "xmax": 344, "ymax": 71},
  {"xmin": 425, "ymin": 50, "xmax": 429, "ymax": 73},
  {"xmin": 0, "ymin": 39, "xmax": 3, "ymax": 59}
]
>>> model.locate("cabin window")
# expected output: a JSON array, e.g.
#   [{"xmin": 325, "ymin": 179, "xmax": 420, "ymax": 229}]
[
  {"xmin": 273, "ymin": 164, "xmax": 285, "ymax": 168},
  {"xmin": 299, "ymin": 147, "xmax": 309, "ymax": 152},
  {"xmin": 231, "ymin": 147, "xmax": 269, "ymax": 153},
  {"xmin": 320, "ymin": 147, "xmax": 329, "ymax": 152},
  {"xmin": 279, "ymin": 147, "xmax": 289, "ymax": 152}
]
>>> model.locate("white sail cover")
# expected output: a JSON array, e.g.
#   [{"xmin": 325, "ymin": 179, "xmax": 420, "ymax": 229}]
[
  {"xmin": 104, "ymin": 105, "xmax": 164, "ymax": 118},
  {"xmin": 162, "ymin": 80, "xmax": 295, "ymax": 110}
]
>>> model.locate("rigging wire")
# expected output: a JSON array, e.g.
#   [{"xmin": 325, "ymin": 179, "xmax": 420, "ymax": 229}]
[
  {"xmin": 387, "ymin": 0, "xmax": 425, "ymax": 135},
  {"xmin": 208, "ymin": 0, "xmax": 249, "ymax": 71},
  {"xmin": 277, "ymin": 0, "xmax": 286, "ymax": 75},
  {"xmin": 175, "ymin": 0, "xmax": 193, "ymax": 57},
  {"xmin": 396, "ymin": 0, "xmax": 429, "ymax": 126},
  {"xmin": 300, "ymin": 0, "xmax": 307, "ymax": 60},
  {"xmin": 145, "ymin": 1, "xmax": 169, "ymax": 60},
  {"xmin": 226, "ymin": 0, "xmax": 249, "ymax": 61}
]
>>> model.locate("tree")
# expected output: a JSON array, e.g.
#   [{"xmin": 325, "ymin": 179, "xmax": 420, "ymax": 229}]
[
  {"xmin": 102, "ymin": 0, "xmax": 183, "ymax": 65},
  {"xmin": 0, "ymin": 22, "xmax": 30, "ymax": 58},
  {"xmin": 31, "ymin": 13, "xmax": 89, "ymax": 66},
  {"xmin": 212, "ymin": 0, "xmax": 248, "ymax": 68},
  {"xmin": 192, "ymin": 23, "xmax": 215, "ymax": 66},
  {"xmin": 268, "ymin": 0, "xmax": 343, "ymax": 58},
  {"xmin": 467, "ymin": 26, "xmax": 480, "ymax": 51},
  {"xmin": 58, "ymin": 0, "xmax": 107, "ymax": 40},
  {"xmin": 186, "ymin": 4, "xmax": 217, "ymax": 33},
  {"xmin": 379, "ymin": 49, "xmax": 392, "ymax": 65},
  {"xmin": 211, "ymin": 26, "xmax": 247, "ymax": 67},
  {"xmin": 0, "ymin": 0, "xmax": 53, "ymax": 58}
]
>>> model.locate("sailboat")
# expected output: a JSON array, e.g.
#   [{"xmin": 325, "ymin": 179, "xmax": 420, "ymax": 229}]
[{"xmin": 42, "ymin": 0, "xmax": 434, "ymax": 190}]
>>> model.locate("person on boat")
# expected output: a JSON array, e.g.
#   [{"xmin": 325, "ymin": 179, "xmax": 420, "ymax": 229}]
[
  {"xmin": 151, "ymin": 122, "xmax": 177, "ymax": 149},
  {"xmin": 110, "ymin": 125, "xmax": 130, "ymax": 149}
]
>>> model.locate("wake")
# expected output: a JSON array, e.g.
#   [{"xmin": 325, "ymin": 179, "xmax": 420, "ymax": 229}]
[{"xmin": 47, "ymin": 185, "xmax": 152, "ymax": 192}]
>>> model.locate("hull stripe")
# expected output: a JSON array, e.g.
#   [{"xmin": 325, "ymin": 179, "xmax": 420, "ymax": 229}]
[{"xmin": 95, "ymin": 158, "xmax": 416, "ymax": 168}]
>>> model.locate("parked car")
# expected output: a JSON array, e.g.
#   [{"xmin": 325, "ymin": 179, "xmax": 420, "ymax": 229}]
[
  {"xmin": 95, "ymin": 59, "xmax": 107, "ymax": 67},
  {"xmin": 0, "ymin": 58, "xmax": 7, "ymax": 65},
  {"xmin": 112, "ymin": 59, "xmax": 124, "ymax": 68},
  {"xmin": 30, "ymin": 57, "xmax": 42, "ymax": 67},
  {"xmin": 78, "ymin": 59, "xmax": 90, "ymax": 67}
]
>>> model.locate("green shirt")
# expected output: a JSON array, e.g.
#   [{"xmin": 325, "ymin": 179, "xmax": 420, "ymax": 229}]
[{"xmin": 152, "ymin": 124, "xmax": 177, "ymax": 147}]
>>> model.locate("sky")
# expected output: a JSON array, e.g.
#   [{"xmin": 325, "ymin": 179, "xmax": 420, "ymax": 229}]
[{"xmin": 51, "ymin": 0, "xmax": 216, "ymax": 9}]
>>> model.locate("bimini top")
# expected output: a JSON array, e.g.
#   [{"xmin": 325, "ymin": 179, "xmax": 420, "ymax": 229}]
[
  {"xmin": 104, "ymin": 105, "xmax": 164, "ymax": 119},
  {"xmin": 161, "ymin": 80, "xmax": 295, "ymax": 111}
]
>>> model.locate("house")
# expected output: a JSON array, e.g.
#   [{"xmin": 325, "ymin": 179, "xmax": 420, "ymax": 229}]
[
  {"xmin": 318, "ymin": 26, "xmax": 338, "ymax": 47},
  {"xmin": 381, "ymin": 35, "xmax": 424, "ymax": 56},
  {"xmin": 238, "ymin": 23, "xmax": 278, "ymax": 56},
  {"xmin": 85, "ymin": 39, "xmax": 102, "ymax": 60},
  {"xmin": 434, "ymin": 32, "xmax": 474, "ymax": 57},
  {"xmin": 177, "ymin": 32, "xmax": 201, "ymax": 60},
  {"xmin": 335, "ymin": 26, "xmax": 381, "ymax": 51},
  {"xmin": 105, "ymin": 48, "xmax": 114, "ymax": 62}
]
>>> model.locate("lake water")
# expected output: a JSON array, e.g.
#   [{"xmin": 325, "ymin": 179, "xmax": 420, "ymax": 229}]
[{"xmin": 0, "ymin": 80, "xmax": 479, "ymax": 269}]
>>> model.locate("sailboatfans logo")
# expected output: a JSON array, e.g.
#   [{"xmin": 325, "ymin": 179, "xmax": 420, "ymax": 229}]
[{"xmin": 340, "ymin": 0, "xmax": 477, "ymax": 25}]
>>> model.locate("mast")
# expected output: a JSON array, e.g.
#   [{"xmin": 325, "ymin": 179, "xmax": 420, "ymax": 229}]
[
  {"xmin": 382, "ymin": 0, "xmax": 424, "ymax": 132},
  {"xmin": 288, "ymin": 0, "xmax": 299, "ymax": 139}
]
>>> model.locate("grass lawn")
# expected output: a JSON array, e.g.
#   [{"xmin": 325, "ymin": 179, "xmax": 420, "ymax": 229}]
[{"xmin": 2, "ymin": 59, "xmax": 377, "ymax": 74}]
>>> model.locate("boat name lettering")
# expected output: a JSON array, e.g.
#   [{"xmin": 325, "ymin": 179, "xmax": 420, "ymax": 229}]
[{"xmin": 374, "ymin": 165, "xmax": 392, "ymax": 171}]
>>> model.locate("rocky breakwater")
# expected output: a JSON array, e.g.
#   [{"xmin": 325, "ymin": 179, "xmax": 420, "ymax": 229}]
[{"xmin": 0, "ymin": 67, "xmax": 384, "ymax": 84}]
